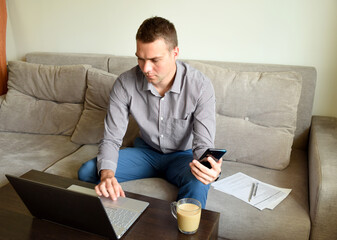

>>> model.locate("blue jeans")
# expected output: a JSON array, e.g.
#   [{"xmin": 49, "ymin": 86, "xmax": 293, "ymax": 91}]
[{"xmin": 78, "ymin": 138, "xmax": 210, "ymax": 208}]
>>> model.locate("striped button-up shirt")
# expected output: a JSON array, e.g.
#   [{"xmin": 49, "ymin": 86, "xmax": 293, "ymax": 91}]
[{"xmin": 97, "ymin": 60, "xmax": 216, "ymax": 173}]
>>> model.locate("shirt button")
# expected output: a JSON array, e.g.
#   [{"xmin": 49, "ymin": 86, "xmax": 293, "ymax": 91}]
[
  {"xmin": 160, "ymin": 134, "xmax": 164, "ymax": 138},
  {"xmin": 161, "ymin": 97, "xmax": 165, "ymax": 101},
  {"xmin": 160, "ymin": 117, "xmax": 163, "ymax": 121}
]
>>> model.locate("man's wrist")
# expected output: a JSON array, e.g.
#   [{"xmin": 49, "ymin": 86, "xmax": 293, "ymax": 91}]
[{"xmin": 100, "ymin": 169, "xmax": 115, "ymax": 180}]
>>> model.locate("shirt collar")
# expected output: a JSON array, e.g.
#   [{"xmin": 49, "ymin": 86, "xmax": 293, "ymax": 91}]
[{"xmin": 170, "ymin": 61, "xmax": 182, "ymax": 94}]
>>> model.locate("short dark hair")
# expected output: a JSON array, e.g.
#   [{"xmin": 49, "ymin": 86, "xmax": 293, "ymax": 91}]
[{"xmin": 136, "ymin": 16, "xmax": 178, "ymax": 50}]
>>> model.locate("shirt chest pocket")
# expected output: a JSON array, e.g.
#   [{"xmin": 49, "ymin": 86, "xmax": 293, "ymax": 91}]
[{"xmin": 165, "ymin": 114, "xmax": 193, "ymax": 140}]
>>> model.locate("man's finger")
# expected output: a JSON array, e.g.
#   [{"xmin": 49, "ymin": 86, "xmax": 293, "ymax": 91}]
[
  {"xmin": 207, "ymin": 156, "xmax": 218, "ymax": 168},
  {"xmin": 119, "ymin": 185, "xmax": 126, "ymax": 197},
  {"xmin": 207, "ymin": 157, "xmax": 222, "ymax": 176},
  {"xmin": 191, "ymin": 159, "xmax": 220, "ymax": 183},
  {"xmin": 95, "ymin": 185, "xmax": 102, "ymax": 196},
  {"xmin": 100, "ymin": 182, "xmax": 111, "ymax": 198},
  {"xmin": 104, "ymin": 178, "xmax": 117, "ymax": 200},
  {"xmin": 111, "ymin": 178, "xmax": 121, "ymax": 200},
  {"xmin": 190, "ymin": 166, "xmax": 207, "ymax": 184},
  {"xmin": 190, "ymin": 162, "xmax": 213, "ymax": 183}
]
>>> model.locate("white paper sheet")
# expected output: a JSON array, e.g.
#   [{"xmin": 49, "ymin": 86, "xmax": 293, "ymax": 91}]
[{"xmin": 211, "ymin": 172, "xmax": 292, "ymax": 210}]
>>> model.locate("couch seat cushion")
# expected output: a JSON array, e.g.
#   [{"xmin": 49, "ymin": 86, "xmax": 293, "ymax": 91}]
[
  {"xmin": 45, "ymin": 144, "xmax": 99, "ymax": 179},
  {"xmin": 206, "ymin": 149, "xmax": 310, "ymax": 240},
  {"xmin": 0, "ymin": 132, "xmax": 81, "ymax": 187}
]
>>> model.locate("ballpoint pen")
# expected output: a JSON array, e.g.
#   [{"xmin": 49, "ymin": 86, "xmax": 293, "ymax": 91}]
[
  {"xmin": 248, "ymin": 183, "xmax": 255, "ymax": 202},
  {"xmin": 253, "ymin": 182, "xmax": 259, "ymax": 197}
]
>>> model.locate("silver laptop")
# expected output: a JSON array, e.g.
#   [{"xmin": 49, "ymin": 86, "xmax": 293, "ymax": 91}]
[{"xmin": 6, "ymin": 174, "xmax": 149, "ymax": 239}]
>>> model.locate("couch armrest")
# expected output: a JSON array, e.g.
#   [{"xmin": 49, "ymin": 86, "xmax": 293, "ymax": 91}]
[{"xmin": 308, "ymin": 116, "xmax": 337, "ymax": 240}]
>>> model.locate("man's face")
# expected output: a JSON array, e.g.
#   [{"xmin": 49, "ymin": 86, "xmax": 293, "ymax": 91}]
[{"xmin": 136, "ymin": 38, "xmax": 179, "ymax": 87}]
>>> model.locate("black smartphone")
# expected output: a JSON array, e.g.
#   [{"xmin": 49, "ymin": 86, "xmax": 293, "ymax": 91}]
[{"xmin": 198, "ymin": 148, "xmax": 227, "ymax": 168}]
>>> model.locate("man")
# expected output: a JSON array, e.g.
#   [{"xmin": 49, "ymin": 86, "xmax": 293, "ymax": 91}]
[{"xmin": 78, "ymin": 16, "xmax": 221, "ymax": 208}]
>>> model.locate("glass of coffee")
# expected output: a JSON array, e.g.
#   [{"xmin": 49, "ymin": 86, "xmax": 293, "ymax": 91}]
[{"xmin": 170, "ymin": 198, "xmax": 201, "ymax": 234}]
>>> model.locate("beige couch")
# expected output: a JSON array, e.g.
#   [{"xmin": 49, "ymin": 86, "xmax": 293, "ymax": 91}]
[{"xmin": 0, "ymin": 52, "xmax": 336, "ymax": 240}]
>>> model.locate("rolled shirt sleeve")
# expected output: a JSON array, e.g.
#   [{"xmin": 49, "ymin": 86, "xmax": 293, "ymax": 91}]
[
  {"xmin": 97, "ymin": 77, "xmax": 130, "ymax": 174},
  {"xmin": 192, "ymin": 75, "xmax": 216, "ymax": 160}
]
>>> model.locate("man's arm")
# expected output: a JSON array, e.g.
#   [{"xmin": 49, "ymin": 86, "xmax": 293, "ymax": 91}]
[
  {"xmin": 190, "ymin": 76, "xmax": 221, "ymax": 184},
  {"xmin": 96, "ymin": 77, "xmax": 130, "ymax": 199}
]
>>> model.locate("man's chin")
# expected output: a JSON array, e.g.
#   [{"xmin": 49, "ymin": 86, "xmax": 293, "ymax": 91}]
[{"xmin": 146, "ymin": 77, "xmax": 158, "ymax": 83}]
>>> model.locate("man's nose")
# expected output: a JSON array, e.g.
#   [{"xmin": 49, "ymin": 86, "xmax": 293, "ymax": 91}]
[{"xmin": 143, "ymin": 60, "xmax": 153, "ymax": 73}]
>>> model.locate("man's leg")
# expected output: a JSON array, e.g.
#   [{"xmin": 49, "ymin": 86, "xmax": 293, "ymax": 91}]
[
  {"xmin": 78, "ymin": 157, "xmax": 100, "ymax": 184},
  {"xmin": 163, "ymin": 150, "xmax": 210, "ymax": 209},
  {"xmin": 78, "ymin": 138, "xmax": 161, "ymax": 184},
  {"xmin": 114, "ymin": 143, "xmax": 160, "ymax": 182}
]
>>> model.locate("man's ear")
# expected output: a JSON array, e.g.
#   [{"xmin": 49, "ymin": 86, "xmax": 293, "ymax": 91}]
[{"xmin": 173, "ymin": 46, "xmax": 179, "ymax": 59}]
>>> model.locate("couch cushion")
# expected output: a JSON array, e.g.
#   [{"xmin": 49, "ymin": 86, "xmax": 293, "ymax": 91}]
[
  {"xmin": 45, "ymin": 144, "xmax": 99, "ymax": 179},
  {"xmin": 186, "ymin": 61, "xmax": 302, "ymax": 170},
  {"xmin": 26, "ymin": 52, "xmax": 110, "ymax": 71},
  {"xmin": 71, "ymin": 68, "xmax": 139, "ymax": 145},
  {"xmin": 207, "ymin": 149, "xmax": 310, "ymax": 239},
  {"xmin": 0, "ymin": 132, "xmax": 81, "ymax": 187},
  {"xmin": 0, "ymin": 61, "xmax": 88, "ymax": 135},
  {"xmin": 108, "ymin": 56, "xmax": 138, "ymax": 76},
  {"xmin": 195, "ymin": 60, "xmax": 316, "ymax": 151}
]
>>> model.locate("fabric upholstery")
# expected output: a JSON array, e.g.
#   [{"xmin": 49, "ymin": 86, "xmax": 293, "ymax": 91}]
[
  {"xmin": 108, "ymin": 56, "xmax": 138, "ymax": 76},
  {"xmin": 309, "ymin": 116, "xmax": 337, "ymax": 240},
  {"xmin": 0, "ymin": 132, "xmax": 80, "ymax": 187},
  {"xmin": 187, "ymin": 61, "xmax": 302, "ymax": 169},
  {"xmin": 207, "ymin": 149, "xmax": 310, "ymax": 240},
  {"xmin": 71, "ymin": 68, "xmax": 140, "ymax": 145},
  {"xmin": 26, "ymin": 52, "xmax": 110, "ymax": 71},
  {"xmin": 71, "ymin": 68, "xmax": 117, "ymax": 144},
  {"xmin": 45, "ymin": 144, "xmax": 99, "ymax": 180},
  {"xmin": 194, "ymin": 59, "xmax": 317, "ymax": 151},
  {"xmin": 0, "ymin": 61, "xmax": 88, "ymax": 135}
]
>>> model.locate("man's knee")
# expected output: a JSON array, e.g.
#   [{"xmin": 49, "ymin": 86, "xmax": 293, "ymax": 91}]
[
  {"xmin": 78, "ymin": 158, "xmax": 99, "ymax": 184},
  {"xmin": 177, "ymin": 174, "xmax": 210, "ymax": 209},
  {"xmin": 189, "ymin": 177, "xmax": 210, "ymax": 193}
]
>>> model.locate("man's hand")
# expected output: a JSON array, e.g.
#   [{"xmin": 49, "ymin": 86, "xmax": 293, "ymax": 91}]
[
  {"xmin": 189, "ymin": 157, "xmax": 222, "ymax": 185},
  {"xmin": 95, "ymin": 169, "xmax": 125, "ymax": 201}
]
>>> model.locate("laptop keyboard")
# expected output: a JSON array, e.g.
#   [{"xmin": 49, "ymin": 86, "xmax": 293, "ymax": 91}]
[{"xmin": 105, "ymin": 207, "xmax": 138, "ymax": 229}]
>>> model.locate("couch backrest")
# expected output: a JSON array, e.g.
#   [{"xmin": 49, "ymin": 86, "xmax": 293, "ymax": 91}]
[
  {"xmin": 26, "ymin": 52, "xmax": 316, "ymax": 150},
  {"xmin": 1, "ymin": 61, "xmax": 89, "ymax": 135},
  {"xmin": 26, "ymin": 52, "xmax": 111, "ymax": 71}
]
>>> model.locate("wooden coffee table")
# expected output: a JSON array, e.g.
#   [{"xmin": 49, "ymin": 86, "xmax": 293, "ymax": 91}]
[{"xmin": 0, "ymin": 170, "xmax": 220, "ymax": 239}]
